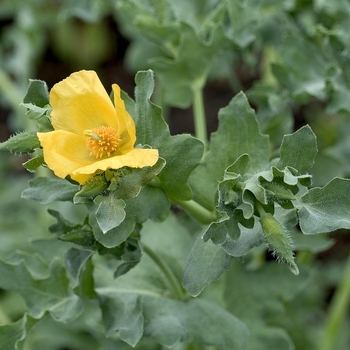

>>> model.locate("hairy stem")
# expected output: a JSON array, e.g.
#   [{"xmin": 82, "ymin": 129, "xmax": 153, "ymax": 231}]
[
  {"xmin": 320, "ymin": 252, "xmax": 350, "ymax": 350},
  {"xmin": 142, "ymin": 244, "xmax": 186, "ymax": 300}
]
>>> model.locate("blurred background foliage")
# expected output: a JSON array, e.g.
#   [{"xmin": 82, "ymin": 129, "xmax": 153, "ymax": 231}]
[{"xmin": 0, "ymin": 0, "xmax": 349, "ymax": 349}]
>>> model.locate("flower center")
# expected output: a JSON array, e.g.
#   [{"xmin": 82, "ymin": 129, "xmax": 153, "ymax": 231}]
[{"xmin": 84, "ymin": 126, "xmax": 121, "ymax": 158}]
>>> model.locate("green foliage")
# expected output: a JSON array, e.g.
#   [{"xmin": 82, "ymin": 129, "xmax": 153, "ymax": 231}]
[{"xmin": 1, "ymin": 0, "xmax": 350, "ymax": 349}]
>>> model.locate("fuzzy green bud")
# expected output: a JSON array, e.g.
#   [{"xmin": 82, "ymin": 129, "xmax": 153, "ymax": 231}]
[
  {"xmin": 260, "ymin": 213, "xmax": 299, "ymax": 275},
  {"xmin": 0, "ymin": 131, "xmax": 40, "ymax": 154},
  {"xmin": 75, "ymin": 175, "xmax": 109, "ymax": 198}
]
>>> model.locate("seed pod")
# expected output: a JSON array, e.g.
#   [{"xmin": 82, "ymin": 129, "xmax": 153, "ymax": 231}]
[
  {"xmin": 0, "ymin": 131, "xmax": 40, "ymax": 154},
  {"xmin": 260, "ymin": 213, "xmax": 299, "ymax": 275}
]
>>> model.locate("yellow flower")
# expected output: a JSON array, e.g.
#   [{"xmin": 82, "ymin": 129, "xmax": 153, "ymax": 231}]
[{"xmin": 37, "ymin": 70, "xmax": 159, "ymax": 184}]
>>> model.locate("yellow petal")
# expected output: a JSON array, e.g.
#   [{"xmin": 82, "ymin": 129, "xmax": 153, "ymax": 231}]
[
  {"xmin": 71, "ymin": 148, "xmax": 159, "ymax": 179},
  {"xmin": 38, "ymin": 130, "xmax": 92, "ymax": 179},
  {"xmin": 50, "ymin": 70, "xmax": 118, "ymax": 134},
  {"xmin": 112, "ymin": 84, "xmax": 136, "ymax": 150}
]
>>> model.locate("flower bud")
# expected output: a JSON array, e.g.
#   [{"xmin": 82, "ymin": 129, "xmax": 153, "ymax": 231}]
[
  {"xmin": 260, "ymin": 213, "xmax": 299, "ymax": 275},
  {"xmin": 0, "ymin": 131, "xmax": 40, "ymax": 154}
]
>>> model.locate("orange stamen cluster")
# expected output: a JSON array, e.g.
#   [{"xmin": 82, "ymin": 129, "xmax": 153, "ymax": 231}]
[{"xmin": 85, "ymin": 126, "xmax": 121, "ymax": 158}]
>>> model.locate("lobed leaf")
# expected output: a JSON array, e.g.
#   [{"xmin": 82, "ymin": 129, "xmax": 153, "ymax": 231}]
[
  {"xmin": 189, "ymin": 92, "xmax": 270, "ymax": 210},
  {"xmin": 298, "ymin": 177, "xmax": 350, "ymax": 234}
]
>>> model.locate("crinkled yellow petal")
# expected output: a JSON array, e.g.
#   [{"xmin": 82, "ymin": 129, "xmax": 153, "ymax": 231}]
[
  {"xmin": 50, "ymin": 70, "xmax": 118, "ymax": 134},
  {"xmin": 38, "ymin": 130, "xmax": 92, "ymax": 179},
  {"xmin": 39, "ymin": 70, "xmax": 159, "ymax": 185},
  {"xmin": 71, "ymin": 148, "xmax": 159, "ymax": 178},
  {"xmin": 111, "ymin": 84, "xmax": 136, "ymax": 149}
]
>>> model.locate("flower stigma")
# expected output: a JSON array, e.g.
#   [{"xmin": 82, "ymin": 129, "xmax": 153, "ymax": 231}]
[{"xmin": 84, "ymin": 126, "xmax": 121, "ymax": 158}]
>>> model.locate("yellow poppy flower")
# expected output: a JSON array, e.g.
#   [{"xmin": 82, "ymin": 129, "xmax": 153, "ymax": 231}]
[{"xmin": 37, "ymin": 70, "xmax": 159, "ymax": 184}]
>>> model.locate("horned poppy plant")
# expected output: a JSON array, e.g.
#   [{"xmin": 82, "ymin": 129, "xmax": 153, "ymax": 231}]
[{"xmin": 37, "ymin": 70, "xmax": 159, "ymax": 184}]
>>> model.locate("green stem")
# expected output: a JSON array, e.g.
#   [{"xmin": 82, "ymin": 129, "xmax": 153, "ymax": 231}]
[
  {"xmin": 320, "ymin": 252, "xmax": 350, "ymax": 350},
  {"xmin": 148, "ymin": 180, "xmax": 216, "ymax": 225},
  {"xmin": 172, "ymin": 198, "xmax": 216, "ymax": 225},
  {"xmin": 256, "ymin": 201, "xmax": 266, "ymax": 218},
  {"xmin": 142, "ymin": 244, "xmax": 186, "ymax": 300},
  {"xmin": 193, "ymin": 87, "xmax": 207, "ymax": 149}
]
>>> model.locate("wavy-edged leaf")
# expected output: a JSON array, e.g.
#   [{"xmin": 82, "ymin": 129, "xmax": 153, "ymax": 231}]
[
  {"xmin": 94, "ymin": 214, "xmax": 248, "ymax": 348},
  {"xmin": 189, "ymin": 92, "xmax": 270, "ymax": 210},
  {"xmin": 0, "ymin": 256, "xmax": 82, "ymax": 322}
]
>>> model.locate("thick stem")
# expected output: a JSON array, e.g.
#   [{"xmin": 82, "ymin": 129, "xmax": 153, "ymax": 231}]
[
  {"xmin": 320, "ymin": 252, "xmax": 350, "ymax": 350},
  {"xmin": 147, "ymin": 181, "xmax": 216, "ymax": 225},
  {"xmin": 172, "ymin": 198, "xmax": 216, "ymax": 225},
  {"xmin": 142, "ymin": 244, "xmax": 186, "ymax": 300},
  {"xmin": 193, "ymin": 87, "xmax": 207, "ymax": 149}
]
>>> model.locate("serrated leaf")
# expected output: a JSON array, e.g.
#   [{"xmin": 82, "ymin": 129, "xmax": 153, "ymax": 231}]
[
  {"xmin": 183, "ymin": 233, "xmax": 232, "ymax": 297},
  {"xmin": 298, "ymin": 177, "xmax": 350, "ymax": 234},
  {"xmin": 277, "ymin": 125, "xmax": 318, "ymax": 173},
  {"xmin": 189, "ymin": 92, "xmax": 270, "ymax": 210},
  {"xmin": 21, "ymin": 177, "xmax": 79, "ymax": 204},
  {"xmin": 95, "ymin": 194, "xmax": 126, "ymax": 234},
  {"xmin": 0, "ymin": 257, "xmax": 82, "ymax": 322},
  {"xmin": 134, "ymin": 70, "xmax": 204, "ymax": 201}
]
